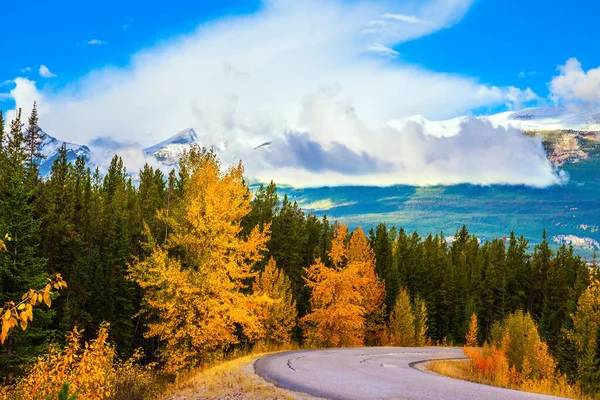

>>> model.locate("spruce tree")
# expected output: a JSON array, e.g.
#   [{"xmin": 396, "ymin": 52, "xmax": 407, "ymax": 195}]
[
  {"xmin": 0, "ymin": 109, "xmax": 51, "ymax": 373},
  {"xmin": 24, "ymin": 102, "xmax": 45, "ymax": 184}
]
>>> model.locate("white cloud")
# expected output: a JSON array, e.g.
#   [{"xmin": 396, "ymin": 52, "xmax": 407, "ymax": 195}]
[
  {"xmin": 550, "ymin": 58, "xmax": 600, "ymax": 109},
  {"xmin": 367, "ymin": 43, "xmax": 399, "ymax": 58},
  {"xmin": 20, "ymin": 67, "xmax": 32, "ymax": 73},
  {"xmin": 6, "ymin": 0, "xmax": 555, "ymax": 187},
  {"xmin": 381, "ymin": 13, "xmax": 429, "ymax": 24},
  {"xmin": 38, "ymin": 65, "xmax": 56, "ymax": 78},
  {"xmin": 88, "ymin": 39, "xmax": 106, "ymax": 45}
]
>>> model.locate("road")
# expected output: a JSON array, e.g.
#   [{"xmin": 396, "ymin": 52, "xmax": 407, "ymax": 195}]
[{"xmin": 254, "ymin": 347, "xmax": 567, "ymax": 400}]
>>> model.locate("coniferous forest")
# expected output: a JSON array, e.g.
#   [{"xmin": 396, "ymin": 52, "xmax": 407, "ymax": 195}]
[{"xmin": 1, "ymin": 106, "xmax": 599, "ymax": 398}]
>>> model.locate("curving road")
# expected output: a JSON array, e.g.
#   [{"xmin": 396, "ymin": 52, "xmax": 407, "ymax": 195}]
[{"xmin": 254, "ymin": 347, "xmax": 567, "ymax": 400}]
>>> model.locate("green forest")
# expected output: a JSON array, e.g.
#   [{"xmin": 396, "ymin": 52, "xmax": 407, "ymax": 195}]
[{"xmin": 1, "ymin": 106, "xmax": 599, "ymax": 399}]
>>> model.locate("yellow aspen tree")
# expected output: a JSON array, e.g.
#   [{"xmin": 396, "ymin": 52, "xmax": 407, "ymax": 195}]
[
  {"xmin": 4, "ymin": 323, "xmax": 115, "ymax": 400},
  {"xmin": 564, "ymin": 279, "xmax": 600, "ymax": 394},
  {"xmin": 388, "ymin": 288, "xmax": 415, "ymax": 346},
  {"xmin": 252, "ymin": 257, "xmax": 297, "ymax": 345},
  {"xmin": 129, "ymin": 147, "xmax": 271, "ymax": 373},
  {"xmin": 0, "ymin": 231, "xmax": 67, "ymax": 344},
  {"xmin": 465, "ymin": 312, "xmax": 479, "ymax": 347},
  {"xmin": 413, "ymin": 295, "xmax": 429, "ymax": 347}
]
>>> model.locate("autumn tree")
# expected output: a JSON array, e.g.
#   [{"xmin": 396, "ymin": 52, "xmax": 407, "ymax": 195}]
[
  {"xmin": 252, "ymin": 257, "xmax": 297, "ymax": 346},
  {"xmin": 302, "ymin": 225, "xmax": 385, "ymax": 347},
  {"xmin": 129, "ymin": 147, "xmax": 271, "ymax": 373},
  {"xmin": 388, "ymin": 288, "xmax": 415, "ymax": 346},
  {"xmin": 564, "ymin": 279, "xmax": 600, "ymax": 395},
  {"xmin": 413, "ymin": 295, "xmax": 429, "ymax": 346},
  {"xmin": 465, "ymin": 313, "xmax": 479, "ymax": 347}
]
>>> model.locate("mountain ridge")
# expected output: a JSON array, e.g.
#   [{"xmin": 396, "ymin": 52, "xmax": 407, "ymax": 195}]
[{"xmin": 36, "ymin": 107, "xmax": 600, "ymax": 177}]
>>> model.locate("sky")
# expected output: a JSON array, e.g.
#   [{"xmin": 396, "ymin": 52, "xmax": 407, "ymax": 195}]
[{"xmin": 1, "ymin": 0, "xmax": 599, "ymax": 187}]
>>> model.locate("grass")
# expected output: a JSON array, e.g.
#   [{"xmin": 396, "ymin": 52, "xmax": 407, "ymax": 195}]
[
  {"xmin": 160, "ymin": 348, "xmax": 305, "ymax": 400},
  {"xmin": 426, "ymin": 359, "xmax": 580, "ymax": 399}
]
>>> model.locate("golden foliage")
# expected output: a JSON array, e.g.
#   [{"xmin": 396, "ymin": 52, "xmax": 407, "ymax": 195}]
[
  {"xmin": 302, "ymin": 225, "xmax": 385, "ymax": 347},
  {"xmin": 1, "ymin": 323, "xmax": 158, "ymax": 400},
  {"xmin": 0, "ymin": 272, "xmax": 67, "ymax": 345},
  {"xmin": 458, "ymin": 310, "xmax": 579, "ymax": 398},
  {"xmin": 2, "ymin": 323, "xmax": 115, "ymax": 400},
  {"xmin": 129, "ymin": 147, "xmax": 272, "ymax": 374},
  {"xmin": 427, "ymin": 359, "xmax": 579, "ymax": 399},
  {"xmin": 252, "ymin": 258, "xmax": 297, "ymax": 346},
  {"xmin": 413, "ymin": 295, "xmax": 429, "ymax": 347},
  {"xmin": 465, "ymin": 313, "xmax": 478, "ymax": 348},
  {"xmin": 564, "ymin": 279, "xmax": 600, "ymax": 395},
  {"xmin": 388, "ymin": 288, "xmax": 415, "ymax": 346},
  {"xmin": 387, "ymin": 289, "xmax": 429, "ymax": 347}
]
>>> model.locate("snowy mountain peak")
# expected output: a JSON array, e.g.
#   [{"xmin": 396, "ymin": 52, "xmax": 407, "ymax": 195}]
[
  {"xmin": 38, "ymin": 131, "xmax": 93, "ymax": 176},
  {"xmin": 144, "ymin": 128, "xmax": 200, "ymax": 166}
]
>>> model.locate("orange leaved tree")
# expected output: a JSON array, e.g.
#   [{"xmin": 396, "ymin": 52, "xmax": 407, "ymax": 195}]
[
  {"xmin": 302, "ymin": 225, "xmax": 385, "ymax": 347},
  {"xmin": 129, "ymin": 147, "xmax": 272, "ymax": 374},
  {"xmin": 252, "ymin": 257, "xmax": 297, "ymax": 346}
]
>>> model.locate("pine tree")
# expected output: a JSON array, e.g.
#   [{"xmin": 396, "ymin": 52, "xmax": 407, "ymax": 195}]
[
  {"xmin": 24, "ymin": 102, "xmax": 45, "ymax": 184},
  {"xmin": 371, "ymin": 223, "xmax": 398, "ymax": 318},
  {"xmin": 0, "ymin": 109, "xmax": 52, "ymax": 373}
]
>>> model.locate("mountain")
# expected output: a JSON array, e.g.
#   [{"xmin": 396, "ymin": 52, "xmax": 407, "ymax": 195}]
[
  {"xmin": 30, "ymin": 108, "xmax": 600, "ymax": 258},
  {"xmin": 387, "ymin": 107, "xmax": 600, "ymax": 137},
  {"xmin": 38, "ymin": 131, "xmax": 93, "ymax": 176},
  {"xmin": 143, "ymin": 128, "xmax": 201, "ymax": 166},
  {"xmin": 36, "ymin": 107, "xmax": 600, "ymax": 175}
]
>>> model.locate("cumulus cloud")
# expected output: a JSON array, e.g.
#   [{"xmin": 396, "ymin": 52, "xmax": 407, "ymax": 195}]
[
  {"xmin": 242, "ymin": 91, "xmax": 563, "ymax": 187},
  {"xmin": 38, "ymin": 65, "xmax": 56, "ymax": 78},
  {"xmin": 87, "ymin": 39, "xmax": 106, "ymax": 45},
  {"xmin": 4, "ymin": 0, "xmax": 556, "ymax": 187},
  {"xmin": 550, "ymin": 58, "xmax": 600, "ymax": 109}
]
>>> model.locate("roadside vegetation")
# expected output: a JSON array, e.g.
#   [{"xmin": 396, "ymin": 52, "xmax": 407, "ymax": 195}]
[{"xmin": 0, "ymin": 105, "xmax": 599, "ymax": 398}]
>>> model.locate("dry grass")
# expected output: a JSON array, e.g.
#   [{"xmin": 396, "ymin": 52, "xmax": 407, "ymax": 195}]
[
  {"xmin": 426, "ymin": 360, "xmax": 580, "ymax": 399},
  {"xmin": 161, "ymin": 349, "xmax": 307, "ymax": 400}
]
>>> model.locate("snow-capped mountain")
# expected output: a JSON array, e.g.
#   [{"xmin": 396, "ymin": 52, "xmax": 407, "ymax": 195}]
[
  {"xmin": 144, "ymin": 128, "xmax": 201, "ymax": 166},
  {"xmin": 387, "ymin": 107, "xmax": 600, "ymax": 137},
  {"xmin": 38, "ymin": 131, "xmax": 93, "ymax": 176},
  {"xmin": 35, "ymin": 106, "xmax": 599, "ymax": 177}
]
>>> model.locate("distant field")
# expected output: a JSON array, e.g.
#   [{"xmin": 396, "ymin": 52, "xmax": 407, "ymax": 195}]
[{"xmin": 278, "ymin": 140, "xmax": 600, "ymax": 259}]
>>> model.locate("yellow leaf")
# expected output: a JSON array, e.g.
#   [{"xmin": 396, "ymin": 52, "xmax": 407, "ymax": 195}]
[
  {"xmin": 2, "ymin": 311, "xmax": 10, "ymax": 321},
  {"xmin": 17, "ymin": 304, "xmax": 25, "ymax": 311},
  {"xmin": 20, "ymin": 319, "xmax": 27, "ymax": 331},
  {"xmin": 43, "ymin": 292, "xmax": 51, "ymax": 308}
]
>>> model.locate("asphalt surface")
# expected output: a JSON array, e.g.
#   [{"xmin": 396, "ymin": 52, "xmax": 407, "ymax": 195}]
[{"xmin": 254, "ymin": 347, "xmax": 568, "ymax": 400}]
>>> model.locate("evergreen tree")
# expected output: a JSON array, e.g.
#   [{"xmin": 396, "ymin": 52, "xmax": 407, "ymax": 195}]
[
  {"xmin": 371, "ymin": 223, "xmax": 398, "ymax": 317},
  {"xmin": 24, "ymin": 102, "xmax": 45, "ymax": 185},
  {"xmin": 0, "ymin": 109, "xmax": 52, "ymax": 373}
]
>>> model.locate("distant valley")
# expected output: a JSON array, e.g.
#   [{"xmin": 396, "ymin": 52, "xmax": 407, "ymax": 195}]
[{"xmin": 37, "ymin": 107, "xmax": 600, "ymax": 258}]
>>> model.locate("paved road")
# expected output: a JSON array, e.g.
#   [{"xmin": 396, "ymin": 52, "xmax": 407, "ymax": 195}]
[{"xmin": 254, "ymin": 347, "xmax": 567, "ymax": 400}]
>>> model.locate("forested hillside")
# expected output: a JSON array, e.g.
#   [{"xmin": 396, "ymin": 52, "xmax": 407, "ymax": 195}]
[{"xmin": 1, "ymin": 106, "xmax": 599, "ymax": 398}]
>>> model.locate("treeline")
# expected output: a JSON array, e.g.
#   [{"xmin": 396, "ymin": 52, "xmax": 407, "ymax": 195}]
[{"xmin": 0, "ymin": 106, "xmax": 599, "ymax": 397}]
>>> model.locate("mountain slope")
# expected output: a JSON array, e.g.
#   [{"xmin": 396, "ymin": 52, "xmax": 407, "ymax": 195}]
[
  {"xmin": 143, "ymin": 128, "xmax": 200, "ymax": 166},
  {"xmin": 38, "ymin": 131, "xmax": 93, "ymax": 176}
]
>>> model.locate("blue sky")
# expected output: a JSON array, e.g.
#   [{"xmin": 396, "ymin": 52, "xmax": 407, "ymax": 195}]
[
  {"xmin": 2, "ymin": 0, "xmax": 598, "ymax": 111},
  {"xmin": 0, "ymin": 0, "xmax": 598, "ymax": 188}
]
